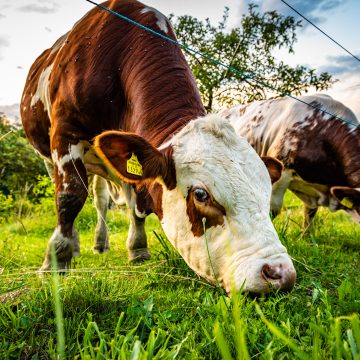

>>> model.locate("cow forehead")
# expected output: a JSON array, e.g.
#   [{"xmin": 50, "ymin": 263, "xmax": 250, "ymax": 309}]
[{"xmin": 170, "ymin": 115, "xmax": 272, "ymax": 209}]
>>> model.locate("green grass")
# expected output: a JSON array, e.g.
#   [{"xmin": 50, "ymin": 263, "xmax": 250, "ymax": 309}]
[{"xmin": 0, "ymin": 192, "xmax": 359, "ymax": 359}]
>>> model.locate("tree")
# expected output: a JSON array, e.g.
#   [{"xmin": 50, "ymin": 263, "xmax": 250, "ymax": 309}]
[{"xmin": 171, "ymin": 4, "xmax": 334, "ymax": 112}]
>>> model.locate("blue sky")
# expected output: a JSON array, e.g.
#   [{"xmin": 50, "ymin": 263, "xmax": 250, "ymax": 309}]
[{"xmin": 0, "ymin": 0, "xmax": 359, "ymax": 118}]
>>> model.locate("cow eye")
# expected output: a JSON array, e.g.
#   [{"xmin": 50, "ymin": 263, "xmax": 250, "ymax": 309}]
[{"xmin": 194, "ymin": 188, "xmax": 209, "ymax": 202}]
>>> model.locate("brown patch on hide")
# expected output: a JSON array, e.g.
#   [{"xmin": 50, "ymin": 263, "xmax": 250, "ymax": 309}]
[
  {"xmin": 280, "ymin": 108, "xmax": 360, "ymax": 187},
  {"xmin": 186, "ymin": 187, "xmax": 226, "ymax": 237},
  {"xmin": 239, "ymin": 105, "xmax": 247, "ymax": 116},
  {"xmin": 21, "ymin": 0, "xmax": 205, "ymax": 160}
]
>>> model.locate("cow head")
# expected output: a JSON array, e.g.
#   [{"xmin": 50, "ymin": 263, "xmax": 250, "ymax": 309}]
[
  {"xmin": 94, "ymin": 115, "xmax": 296, "ymax": 294},
  {"xmin": 331, "ymin": 186, "xmax": 360, "ymax": 225}
]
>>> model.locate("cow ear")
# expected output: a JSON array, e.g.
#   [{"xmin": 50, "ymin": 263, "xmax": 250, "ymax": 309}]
[
  {"xmin": 261, "ymin": 156, "xmax": 284, "ymax": 184},
  {"xmin": 331, "ymin": 186, "xmax": 360, "ymax": 209},
  {"xmin": 94, "ymin": 131, "xmax": 176, "ymax": 189}
]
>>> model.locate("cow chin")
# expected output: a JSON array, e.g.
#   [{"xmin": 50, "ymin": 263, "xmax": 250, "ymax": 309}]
[{"xmin": 196, "ymin": 225, "xmax": 297, "ymax": 295}]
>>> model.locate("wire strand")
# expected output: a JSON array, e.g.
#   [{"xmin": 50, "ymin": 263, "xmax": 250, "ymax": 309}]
[{"xmin": 280, "ymin": 0, "xmax": 360, "ymax": 64}]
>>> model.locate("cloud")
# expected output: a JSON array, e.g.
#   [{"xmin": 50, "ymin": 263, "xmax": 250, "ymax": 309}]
[
  {"xmin": 0, "ymin": 14, "xmax": 5, "ymax": 19},
  {"xmin": 347, "ymin": 82, "xmax": 360, "ymax": 91},
  {"xmin": 17, "ymin": 1, "xmax": 59, "ymax": 14},
  {"xmin": 319, "ymin": 54, "xmax": 360, "ymax": 76},
  {"xmin": 0, "ymin": 1, "xmax": 12, "ymax": 12},
  {"xmin": 238, "ymin": 0, "xmax": 347, "ymax": 26},
  {"xmin": 326, "ymin": 73, "xmax": 360, "ymax": 120},
  {"xmin": 0, "ymin": 36, "xmax": 10, "ymax": 61}
]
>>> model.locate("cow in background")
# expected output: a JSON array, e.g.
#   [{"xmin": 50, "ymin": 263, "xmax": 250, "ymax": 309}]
[
  {"xmin": 220, "ymin": 94, "xmax": 360, "ymax": 230},
  {"xmin": 21, "ymin": 0, "xmax": 295, "ymax": 294}
]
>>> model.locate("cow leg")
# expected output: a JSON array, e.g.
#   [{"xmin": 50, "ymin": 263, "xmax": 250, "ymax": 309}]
[
  {"xmin": 121, "ymin": 183, "xmax": 150, "ymax": 261},
  {"xmin": 92, "ymin": 175, "xmax": 110, "ymax": 253},
  {"xmin": 270, "ymin": 169, "xmax": 292, "ymax": 218},
  {"xmin": 127, "ymin": 209, "xmax": 150, "ymax": 261},
  {"xmin": 39, "ymin": 140, "xmax": 88, "ymax": 272},
  {"xmin": 303, "ymin": 205, "xmax": 318, "ymax": 233}
]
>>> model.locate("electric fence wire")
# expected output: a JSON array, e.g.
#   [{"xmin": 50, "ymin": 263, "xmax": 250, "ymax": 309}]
[{"xmin": 280, "ymin": 0, "xmax": 360, "ymax": 64}]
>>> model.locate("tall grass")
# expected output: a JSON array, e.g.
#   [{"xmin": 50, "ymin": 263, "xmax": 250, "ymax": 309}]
[
  {"xmin": 50, "ymin": 242, "xmax": 65, "ymax": 360},
  {"xmin": 0, "ymin": 191, "xmax": 359, "ymax": 358}
]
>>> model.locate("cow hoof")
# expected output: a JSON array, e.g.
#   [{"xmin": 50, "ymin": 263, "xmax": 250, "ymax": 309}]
[
  {"xmin": 92, "ymin": 245, "xmax": 110, "ymax": 254},
  {"xmin": 128, "ymin": 249, "xmax": 151, "ymax": 262},
  {"xmin": 38, "ymin": 263, "xmax": 51, "ymax": 275},
  {"xmin": 38, "ymin": 259, "xmax": 71, "ymax": 275},
  {"xmin": 73, "ymin": 250, "xmax": 81, "ymax": 257}
]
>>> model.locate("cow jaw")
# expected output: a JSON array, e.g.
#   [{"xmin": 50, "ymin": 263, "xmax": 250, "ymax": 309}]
[{"xmin": 160, "ymin": 115, "xmax": 296, "ymax": 294}]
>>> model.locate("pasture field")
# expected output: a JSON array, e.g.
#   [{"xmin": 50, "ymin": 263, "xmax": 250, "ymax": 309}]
[{"xmin": 0, "ymin": 192, "xmax": 359, "ymax": 359}]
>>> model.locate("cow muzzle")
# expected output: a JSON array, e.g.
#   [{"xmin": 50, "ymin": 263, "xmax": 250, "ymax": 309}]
[{"xmin": 261, "ymin": 262, "xmax": 296, "ymax": 292}]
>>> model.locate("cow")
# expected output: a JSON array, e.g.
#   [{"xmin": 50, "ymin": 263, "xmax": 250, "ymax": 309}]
[
  {"xmin": 20, "ymin": 0, "xmax": 296, "ymax": 294},
  {"xmin": 220, "ymin": 94, "xmax": 360, "ymax": 230}
]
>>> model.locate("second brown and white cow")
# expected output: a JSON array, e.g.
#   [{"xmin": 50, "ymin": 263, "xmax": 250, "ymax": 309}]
[
  {"xmin": 21, "ymin": 0, "xmax": 295, "ymax": 294},
  {"xmin": 220, "ymin": 94, "xmax": 360, "ymax": 229}
]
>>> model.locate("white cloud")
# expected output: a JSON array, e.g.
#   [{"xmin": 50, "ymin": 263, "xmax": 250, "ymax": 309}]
[
  {"xmin": 17, "ymin": 1, "xmax": 60, "ymax": 14},
  {"xmin": 325, "ymin": 73, "xmax": 360, "ymax": 119},
  {"xmin": 319, "ymin": 54, "xmax": 360, "ymax": 76},
  {"xmin": 0, "ymin": 36, "xmax": 10, "ymax": 60},
  {"xmin": 238, "ymin": 0, "xmax": 348, "ymax": 27}
]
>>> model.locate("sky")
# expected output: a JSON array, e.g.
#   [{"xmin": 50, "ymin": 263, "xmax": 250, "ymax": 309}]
[{"xmin": 0, "ymin": 0, "xmax": 359, "ymax": 119}]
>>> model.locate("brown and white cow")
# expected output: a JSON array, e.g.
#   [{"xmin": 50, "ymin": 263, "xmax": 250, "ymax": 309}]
[
  {"xmin": 220, "ymin": 94, "xmax": 360, "ymax": 230},
  {"xmin": 21, "ymin": 0, "xmax": 295, "ymax": 294}
]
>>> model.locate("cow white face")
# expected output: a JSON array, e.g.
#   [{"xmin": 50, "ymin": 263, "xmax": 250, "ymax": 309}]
[{"xmin": 94, "ymin": 115, "xmax": 296, "ymax": 294}]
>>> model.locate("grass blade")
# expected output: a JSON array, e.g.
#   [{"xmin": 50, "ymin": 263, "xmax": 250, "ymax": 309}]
[{"xmin": 214, "ymin": 321, "xmax": 234, "ymax": 360}]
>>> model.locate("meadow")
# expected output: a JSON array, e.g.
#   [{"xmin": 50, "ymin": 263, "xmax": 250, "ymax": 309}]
[{"xmin": 0, "ymin": 189, "xmax": 359, "ymax": 359}]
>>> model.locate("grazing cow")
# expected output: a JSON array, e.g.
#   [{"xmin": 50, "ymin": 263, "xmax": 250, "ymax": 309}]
[
  {"xmin": 220, "ymin": 94, "xmax": 360, "ymax": 230},
  {"xmin": 21, "ymin": 0, "xmax": 296, "ymax": 294}
]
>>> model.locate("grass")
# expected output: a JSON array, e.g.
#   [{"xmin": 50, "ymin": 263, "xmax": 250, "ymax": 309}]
[{"xmin": 0, "ymin": 192, "xmax": 359, "ymax": 359}]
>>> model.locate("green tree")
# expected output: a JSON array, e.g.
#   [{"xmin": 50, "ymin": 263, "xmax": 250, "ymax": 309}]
[{"xmin": 171, "ymin": 4, "xmax": 334, "ymax": 112}]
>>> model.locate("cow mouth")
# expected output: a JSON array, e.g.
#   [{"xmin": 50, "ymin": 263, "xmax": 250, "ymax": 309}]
[{"xmin": 261, "ymin": 269, "xmax": 282, "ymax": 281}]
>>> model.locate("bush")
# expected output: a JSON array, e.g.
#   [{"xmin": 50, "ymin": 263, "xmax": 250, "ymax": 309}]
[
  {"xmin": 0, "ymin": 121, "xmax": 46, "ymax": 200},
  {"xmin": 0, "ymin": 192, "xmax": 15, "ymax": 222}
]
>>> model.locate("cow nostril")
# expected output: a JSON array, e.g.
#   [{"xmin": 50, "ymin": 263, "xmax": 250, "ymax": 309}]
[
  {"xmin": 261, "ymin": 264, "xmax": 282, "ymax": 281},
  {"xmin": 261, "ymin": 263, "xmax": 297, "ymax": 292}
]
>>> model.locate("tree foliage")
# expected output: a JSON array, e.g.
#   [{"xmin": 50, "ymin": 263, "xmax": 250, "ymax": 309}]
[{"xmin": 171, "ymin": 4, "xmax": 334, "ymax": 111}]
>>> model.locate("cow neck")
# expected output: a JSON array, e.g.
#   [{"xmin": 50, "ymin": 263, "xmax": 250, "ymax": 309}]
[
  {"xmin": 315, "ymin": 114, "xmax": 360, "ymax": 187},
  {"xmin": 115, "ymin": 10, "xmax": 205, "ymax": 147}
]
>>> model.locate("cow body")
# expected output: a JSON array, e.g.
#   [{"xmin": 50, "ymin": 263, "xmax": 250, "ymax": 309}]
[
  {"xmin": 221, "ymin": 94, "xmax": 360, "ymax": 229},
  {"xmin": 21, "ymin": 0, "xmax": 295, "ymax": 294}
]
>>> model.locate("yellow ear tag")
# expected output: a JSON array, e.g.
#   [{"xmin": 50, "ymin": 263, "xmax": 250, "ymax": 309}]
[
  {"xmin": 340, "ymin": 197, "xmax": 353, "ymax": 209},
  {"xmin": 127, "ymin": 153, "xmax": 143, "ymax": 176}
]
